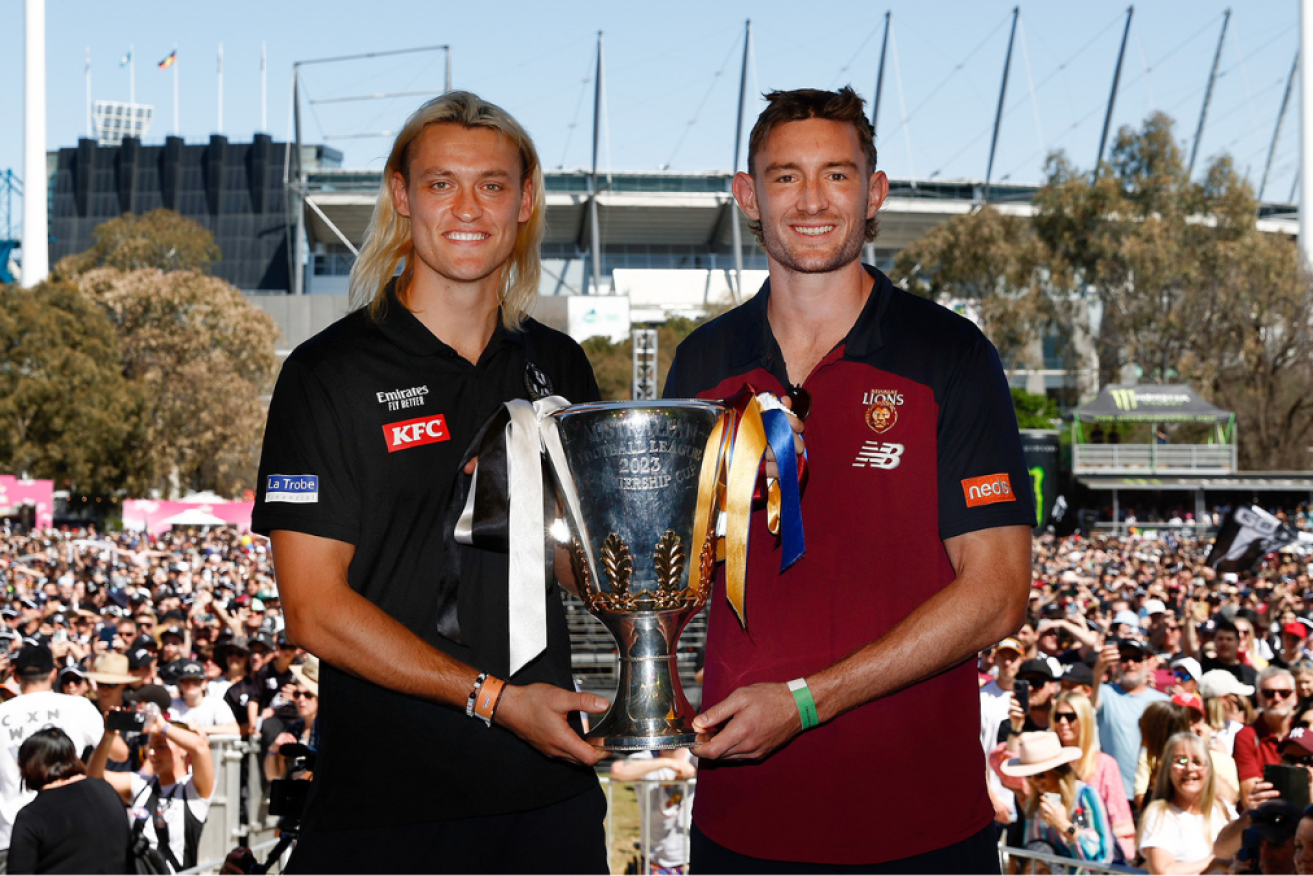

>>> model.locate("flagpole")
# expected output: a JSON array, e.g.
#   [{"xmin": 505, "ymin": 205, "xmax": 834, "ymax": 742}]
[
  {"xmin": 217, "ymin": 43, "xmax": 223, "ymax": 135},
  {"xmin": 85, "ymin": 47, "xmax": 91, "ymax": 138},
  {"xmin": 173, "ymin": 44, "xmax": 179, "ymax": 136}
]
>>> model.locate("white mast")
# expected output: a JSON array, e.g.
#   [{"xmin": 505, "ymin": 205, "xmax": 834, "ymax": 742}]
[
  {"xmin": 22, "ymin": 0, "xmax": 49, "ymax": 286},
  {"xmin": 1301, "ymin": 0, "xmax": 1313, "ymax": 267}
]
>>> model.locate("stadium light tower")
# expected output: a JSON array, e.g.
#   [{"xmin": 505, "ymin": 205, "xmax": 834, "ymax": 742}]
[{"xmin": 21, "ymin": 0, "xmax": 48, "ymax": 287}]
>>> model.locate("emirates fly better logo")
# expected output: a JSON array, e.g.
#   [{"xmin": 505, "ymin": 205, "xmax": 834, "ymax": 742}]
[{"xmin": 383, "ymin": 415, "xmax": 450, "ymax": 452}]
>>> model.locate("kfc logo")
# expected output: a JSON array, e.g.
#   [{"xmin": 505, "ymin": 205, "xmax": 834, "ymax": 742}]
[
  {"xmin": 384, "ymin": 415, "xmax": 450, "ymax": 452},
  {"xmin": 961, "ymin": 473, "xmax": 1016, "ymax": 508}
]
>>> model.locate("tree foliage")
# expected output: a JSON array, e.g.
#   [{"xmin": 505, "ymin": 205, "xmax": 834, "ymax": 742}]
[
  {"xmin": 581, "ymin": 314, "xmax": 717, "ymax": 401},
  {"xmin": 75, "ymin": 268, "xmax": 280, "ymax": 496},
  {"xmin": 0, "ymin": 282, "xmax": 143, "ymax": 495},
  {"xmin": 895, "ymin": 111, "xmax": 1313, "ymax": 470},
  {"xmin": 56, "ymin": 209, "xmax": 221, "ymax": 277}
]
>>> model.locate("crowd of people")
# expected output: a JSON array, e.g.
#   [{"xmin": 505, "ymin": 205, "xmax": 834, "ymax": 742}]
[
  {"xmin": 980, "ymin": 508, "xmax": 1313, "ymax": 873},
  {"xmin": 0, "ymin": 524, "xmax": 314, "ymax": 873},
  {"xmin": 6, "ymin": 502, "xmax": 1313, "ymax": 872}
]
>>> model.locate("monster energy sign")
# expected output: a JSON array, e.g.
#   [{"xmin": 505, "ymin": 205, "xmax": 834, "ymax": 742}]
[
  {"xmin": 1077, "ymin": 384, "xmax": 1232, "ymax": 424},
  {"xmin": 1020, "ymin": 430, "xmax": 1060, "ymax": 535}
]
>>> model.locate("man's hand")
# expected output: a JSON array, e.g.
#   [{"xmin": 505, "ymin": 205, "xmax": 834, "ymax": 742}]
[
  {"xmin": 689, "ymin": 681, "xmax": 801, "ymax": 761},
  {"xmin": 271, "ymin": 731, "xmax": 298, "ymax": 754},
  {"xmin": 493, "ymin": 683, "xmax": 609, "ymax": 766},
  {"xmin": 1095, "ymin": 643, "xmax": 1118, "ymax": 679}
]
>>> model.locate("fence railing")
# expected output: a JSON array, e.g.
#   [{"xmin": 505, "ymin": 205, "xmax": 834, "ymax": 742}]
[
  {"xmin": 1073, "ymin": 443, "xmax": 1235, "ymax": 474},
  {"xmin": 999, "ymin": 844, "xmax": 1145, "ymax": 875}
]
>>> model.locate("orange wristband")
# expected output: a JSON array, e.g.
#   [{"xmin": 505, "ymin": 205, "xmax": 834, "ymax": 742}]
[{"xmin": 473, "ymin": 675, "xmax": 506, "ymax": 727}]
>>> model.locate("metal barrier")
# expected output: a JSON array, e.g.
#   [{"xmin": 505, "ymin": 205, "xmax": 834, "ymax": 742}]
[
  {"xmin": 999, "ymin": 844, "xmax": 1145, "ymax": 875},
  {"xmin": 189, "ymin": 735, "xmax": 280, "ymax": 874}
]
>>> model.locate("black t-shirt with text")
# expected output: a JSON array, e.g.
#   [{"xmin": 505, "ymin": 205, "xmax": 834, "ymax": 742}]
[{"xmin": 253, "ymin": 291, "xmax": 601, "ymax": 832}]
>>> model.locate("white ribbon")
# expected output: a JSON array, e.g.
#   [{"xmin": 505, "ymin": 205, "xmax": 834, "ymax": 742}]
[{"xmin": 456, "ymin": 396, "xmax": 573, "ymax": 676}]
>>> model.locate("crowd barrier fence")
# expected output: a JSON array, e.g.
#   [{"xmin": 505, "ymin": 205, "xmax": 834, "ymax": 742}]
[{"xmin": 999, "ymin": 844, "xmax": 1145, "ymax": 875}]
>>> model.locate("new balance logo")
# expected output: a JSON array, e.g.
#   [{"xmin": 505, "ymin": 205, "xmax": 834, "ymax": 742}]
[
  {"xmin": 383, "ymin": 415, "xmax": 450, "ymax": 452},
  {"xmin": 853, "ymin": 442, "xmax": 904, "ymax": 470}
]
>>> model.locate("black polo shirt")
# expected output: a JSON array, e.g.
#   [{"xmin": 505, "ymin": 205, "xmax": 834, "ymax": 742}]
[
  {"xmin": 253, "ymin": 289, "xmax": 601, "ymax": 832},
  {"xmin": 663, "ymin": 265, "xmax": 1035, "ymax": 863}
]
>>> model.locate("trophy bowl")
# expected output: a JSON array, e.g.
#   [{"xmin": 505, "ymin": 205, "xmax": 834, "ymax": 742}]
[{"xmin": 547, "ymin": 401, "xmax": 728, "ymax": 750}]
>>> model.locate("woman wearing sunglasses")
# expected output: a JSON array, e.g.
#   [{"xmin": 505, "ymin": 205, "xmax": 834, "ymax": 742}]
[
  {"xmin": 1000, "ymin": 731, "xmax": 1114, "ymax": 865},
  {"xmin": 1050, "ymin": 691, "xmax": 1136, "ymax": 862},
  {"xmin": 1138, "ymin": 732, "xmax": 1237, "ymax": 874},
  {"xmin": 264, "ymin": 655, "xmax": 319, "ymax": 782}
]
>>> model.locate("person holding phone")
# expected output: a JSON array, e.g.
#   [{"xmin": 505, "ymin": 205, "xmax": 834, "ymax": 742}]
[
  {"xmin": 1237, "ymin": 667, "xmax": 1299, "ymax": 810},
  {"xmin": 1137, "ymin": 732, "xmax": 1237, "ymax": 874},
  {"xmin": 1000, "ymin": 731, "xmax": 1114, "ymax": 864}
]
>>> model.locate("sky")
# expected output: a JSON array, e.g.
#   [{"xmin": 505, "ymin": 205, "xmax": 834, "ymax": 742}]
[{"xmin": 0, "ymin": 0, "xmax": 1303, "ymax": 227}]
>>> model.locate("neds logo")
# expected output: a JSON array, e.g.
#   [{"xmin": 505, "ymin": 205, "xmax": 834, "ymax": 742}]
[{"xmin": 961, "ymin": 473, "xmax": 1016, "ymax": 508}]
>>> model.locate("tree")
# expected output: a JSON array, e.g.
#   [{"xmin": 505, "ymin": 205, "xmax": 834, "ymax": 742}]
[
  {"xmin": 581, "ymin": 313, "xmax": 717, "ymax": 401},
  {"xmin": 895, "ymin": 111, "xmax": 1313, "ymax": 469},
  {"xmin": 1011, "ymin": 388, "xmax": 1059, "ymax": 430},
  {"xmin": 56, "ymin": 209, "xmax": 221, "ymax": 277},
  {"xmin": 0, "ymin": 282, "xmax": 143, "ymax": 495},
  {"xmin": 76, "ymin": 267, "xmax": 280, "ymax": 496}
]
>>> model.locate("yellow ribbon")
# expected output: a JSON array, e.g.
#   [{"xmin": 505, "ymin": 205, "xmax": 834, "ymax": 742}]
[
  {"xmin": 724, "ymin": 400, "xmax": 767, "ymax": 627},
  {"xmin": 689, "ymin": 417, "xmax": 728, "ymax": 599}
]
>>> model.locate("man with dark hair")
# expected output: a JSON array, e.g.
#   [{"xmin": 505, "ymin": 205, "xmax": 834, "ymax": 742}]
[
  {"xmin": 253, "ymin": 91, "xmax": 607, "ymax": 872},
  {"xmin": 1196, "ymin": 619, "xmax": 1260, "ymax": 687},
  {"xmin": 663, "ymin": 86, "xmax": 1033, "ymax": 872},
  {"xmin": 0, "ymin": 646, "xmax": 102, "ymax": 870}
]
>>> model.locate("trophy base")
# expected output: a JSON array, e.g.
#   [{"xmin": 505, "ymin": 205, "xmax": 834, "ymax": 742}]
[{"xmin": 587, "ymin": 729, "xmax": 710, "ymax": 752}]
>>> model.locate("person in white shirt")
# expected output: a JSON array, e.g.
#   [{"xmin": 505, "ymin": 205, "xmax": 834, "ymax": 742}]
[
  {"xmin": 0, "ymin": 644, "xmax": 103, "ymax": 869},
  {"xmin": 88, "ymin": 706, "xmax": 216, "ymax": 873},
  {"xmin": 612, "ymin": 749, "xmax": 696, "ymax": 874},
  {"xmin": 168, "ymin": 661, "xmax": 238, "ymax": 735}
]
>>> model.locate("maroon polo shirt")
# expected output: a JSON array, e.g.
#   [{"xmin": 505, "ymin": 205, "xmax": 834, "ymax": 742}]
[{"xmin": 664, "ymin": 267, "xmax": 1035, "ymax": 864}]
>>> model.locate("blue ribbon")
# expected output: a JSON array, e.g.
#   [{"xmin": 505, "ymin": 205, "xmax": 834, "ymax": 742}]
[{"xmin": 761, "ymin": 407, "xmax": 805, "ymax": 570}]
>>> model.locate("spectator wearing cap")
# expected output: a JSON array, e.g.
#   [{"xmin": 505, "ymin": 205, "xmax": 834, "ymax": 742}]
[
  {"xmin": 253, "ymin": 633, "xmax": 302, "ymax": 759},
  {"xmin": 0, "ymin": 645, "xmax": 103, "ymax": 867},
  {"xmin": 1008, "ymin": 659, "xmax": 1062, "ymax": 736},
  {"xmin": 999, "ymin": 731, "xmax": 1114, "ymax": 864},
  {"xmin": 1061, "ymin": 663, "xmax": 1095, "ymax": 699},
  {"xmin": 1296, "ymin": 804, "xmax": 1313, "ymax": 874},
  {"xmin": 1036, "ymin": 618, "xmax": 1100, "ymax": 665},
  {"xmin": 1170, "ymin": 657, "xmax": 1203, "ymax": 697},
  {"xmin": 1236, "ymin": 667, "xmax": 1299, "ymax": 811},
  {"xmin": 127, "ymin": 643, "xmax": 160, "ymax": 687},
  {"xmin": 156, "ymin": 625, "xmax": 190, "ymax": 687},
  {"xmin": 57, "ymin": 665, "xmax": 89, "ymax": 699},
  {"xmin": 169, "ymin": 660, "xmax": 239, "ymax": 735},
  {"xmin": 980, "ymin": 638, "xmax": 1025, "ymax": 832},
  {"xmin": 1273, "ymin": 623, "xmax": 1312, "ymax": 671},
  {"xmin": 1093, "ymin": 636, "xmax": 1170, "ymax": 807},
  {"xmin": 264, "ymin": 655, "xmax": 320, "ymax": 783},
  {"xmin": 1110, "ymin": 609, "xmax": 1142, "ymax": 640},
  {"xmin": 1213, "ymin": 799, "xmax": 1301, "ymax": 874},
  {"xmin": 1200, "ymin": 669, "xmax": 1255, "ymax": 757}
]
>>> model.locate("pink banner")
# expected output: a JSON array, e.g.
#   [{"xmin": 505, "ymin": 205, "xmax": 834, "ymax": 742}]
[
  {"xmin": 0, "ymin": 477, "xmax": 55, "ymax": 529},
  {"xmin": 122, "ymin": 499, "xmax": 254, "ymax": 536}
]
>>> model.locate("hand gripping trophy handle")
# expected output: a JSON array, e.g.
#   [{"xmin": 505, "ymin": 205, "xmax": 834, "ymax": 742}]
[{"xmin": 545, "ymin": 401, "xmax": 730, "ymax": 750}]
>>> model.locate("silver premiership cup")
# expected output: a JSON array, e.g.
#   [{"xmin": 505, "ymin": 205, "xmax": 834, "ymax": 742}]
[{"xmin": 547, "ymin": 401, "xmax": 729, "ymax": 750}]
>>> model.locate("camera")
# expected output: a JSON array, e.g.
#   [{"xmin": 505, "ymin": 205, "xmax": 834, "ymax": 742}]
[{"xmin": 107, "ymin": 710, "xmax": 147, "ymax": 733}]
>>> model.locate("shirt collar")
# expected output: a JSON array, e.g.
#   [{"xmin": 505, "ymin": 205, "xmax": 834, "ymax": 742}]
[
  {"xmin": 729, "ymin": 264, "xmax": 890, "ymax": 371},
  {"xmin": 374, "ymin": 280, "xmax": 523, "ymax": 359}
]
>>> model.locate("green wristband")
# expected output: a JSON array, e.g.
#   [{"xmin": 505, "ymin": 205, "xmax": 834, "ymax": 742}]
[{"xmin": 787, "ymin": 678, "xmax": 819, "ymax": 730}]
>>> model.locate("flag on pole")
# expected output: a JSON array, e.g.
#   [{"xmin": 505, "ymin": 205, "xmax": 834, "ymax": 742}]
[
  {"xmin": 158, "ymin": 51, "xmax": 177, "ymax": 70},
  {"xmin": 1205, "ymin": 505, "xmax": 1299, "ymax": 573},
  {"xmin": 119, "ymin": 50, "xmax": 131, "ymax": 67}
]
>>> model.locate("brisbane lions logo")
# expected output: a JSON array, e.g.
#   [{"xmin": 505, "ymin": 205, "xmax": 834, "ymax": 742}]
[{"xmin": 863, "ymin": 389, "xmax": 904, "ymax": 434}]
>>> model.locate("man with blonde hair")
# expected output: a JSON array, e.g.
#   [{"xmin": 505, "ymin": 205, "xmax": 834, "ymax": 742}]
[{"xmin": 253, "ymin": 91, "xmax": 606, "ymax": 873}]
